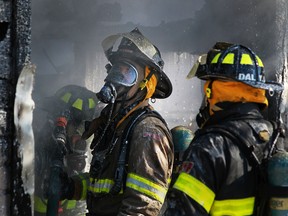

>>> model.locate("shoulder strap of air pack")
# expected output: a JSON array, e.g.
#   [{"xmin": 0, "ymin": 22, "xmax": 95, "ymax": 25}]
[
  {"xmin": 109, "ymin": 106, "xmax": 168, "ymax": 195},
  {"xmin": 195, "ymin": 124, "xmax": 263, "ymax": 167}
]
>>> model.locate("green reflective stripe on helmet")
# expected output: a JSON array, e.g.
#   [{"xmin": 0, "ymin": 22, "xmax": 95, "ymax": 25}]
[
  {"xmin": 211, "ymin": 53, "xmax": 237, "ymax": 64},
  {"xmin": 240, "ymin": 53, "xmax": 253, "ymax": 65},
  {"xmin": 126, "ymin": 173, "xmax": 168, "ymax": 203},
  {"xmin": 222, "ymin": 53, "xmax": 234, "ymax": 64},
  {"xmin": 61, "ymin": 92, "xmax": 72, "ymax": 103},
  {"xmin": 211, "ymin": 53, "xmax": 221, "ymax": 64},
  {"xmin": 241, "ymin": 54, "xmax": 264, "ymax": 67},
  {"xmin": 256, "ymin": 56, "xmax": 264, "ymax": 67},
  {"xmin": 72, "ymin": 98, "xmax": 83, "ymax": 110},
  {"xmin": 211, "ymin": 53, "xmax": 264, "ymax": 67},
  {"xmin": 210, "ymin": 197, "xmax": 255, "ymax": 215},
  {"xmin": 173, "ymin": 172, "xmax": 215, "ymax": 213},
  {"xmin": 88, "ymin": 98, "xmax": 96, "ymax": 109},
  {"xmin": 34, "ymin": 195, "xmax": 47, "ymax": 213},
  {"xmin": 194, "ymin": 43, "xmax": 283, "ymax": 91}
]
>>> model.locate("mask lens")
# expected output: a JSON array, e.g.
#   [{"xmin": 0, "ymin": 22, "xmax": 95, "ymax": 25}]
[{"xmin": 105, "ymin": 61, "xmax": 138, "ymax": 87}]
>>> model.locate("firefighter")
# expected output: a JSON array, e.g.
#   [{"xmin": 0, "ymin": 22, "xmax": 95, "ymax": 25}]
[
  {"xmin": 34, "ymin": 84, "xmax": 101, "ymax": 216},
  {"xmin": 51, "ymin": 28, "xmax": 174, "ymax": 216},
  {"xmin": 171, "ymin": 42, "xmax": 283, "ymax": 215}
]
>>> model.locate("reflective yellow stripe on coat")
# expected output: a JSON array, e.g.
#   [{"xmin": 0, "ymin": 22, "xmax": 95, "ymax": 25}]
[
  {"xmin": 34, "ymin": 195, "xmax": 47, "ymax": 213},
  {"xmin": 62, "ymin": 199, "xmax": 77, "ymax": 209},
  {"xmin": 173, "ymin": 172, "xmax": 215, "ymax": 212},
  {"xmin": 79, "ymin": 174, "xmax": 88, "ymax": 200},
  {"xmin": 126, "ymin": 173, "xmax": 168, "ymax": 203},
  {"xmin": 173, "ymin": 172, "xmax": 255, "ymax": 215},
  {"xmin": 89, "ymin": 178, "xmax": 117, "ymax": 193},
  {"xmin": 34, "ymin": 196, "xmax": 77, "ymax": 213},
  {"xmin": 210, "ymin": 197, "xmax": 255, "ymax": 216}
]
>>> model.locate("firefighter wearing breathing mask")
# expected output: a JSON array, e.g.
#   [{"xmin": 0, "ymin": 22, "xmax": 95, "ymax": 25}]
[
  {"xmin": 169, "ymin": 42, "xmax": 284, "ymax": 215},
  {"xmin": 55, "ymin": 28, "xmax": 174, "ymax": 216}
]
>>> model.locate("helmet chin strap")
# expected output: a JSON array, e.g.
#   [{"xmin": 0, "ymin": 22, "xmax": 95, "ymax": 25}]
[{"xmin": 196, "ymin": 103, "xmax": 211, "ymax": 128}]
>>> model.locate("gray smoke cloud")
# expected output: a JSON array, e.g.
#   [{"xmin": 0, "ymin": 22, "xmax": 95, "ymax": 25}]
[{"xmin": 31, "ymin": 0, "xmax": 287, "ymax": 130}]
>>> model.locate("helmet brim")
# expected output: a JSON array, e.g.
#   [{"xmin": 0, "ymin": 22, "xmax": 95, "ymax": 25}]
[
  {"xmin": 102, "ymin": 30, "xmax": 173, "ymax": 99},
  {"xmin": 153, "ymin": 69, "xmax": 173, "ymax": 99}
]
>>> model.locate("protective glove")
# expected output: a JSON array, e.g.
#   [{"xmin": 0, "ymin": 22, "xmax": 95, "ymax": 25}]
[{"xmin": 43, "ymin": 164, "xmax": 75, "ymax": 200}]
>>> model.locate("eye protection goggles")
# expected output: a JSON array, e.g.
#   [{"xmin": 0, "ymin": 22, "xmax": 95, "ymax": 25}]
[{"xmin": 105, "ymin": 61, "xmax": 138, "ymax": 87}]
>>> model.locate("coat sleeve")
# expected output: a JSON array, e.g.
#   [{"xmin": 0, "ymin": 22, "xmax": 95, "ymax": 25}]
[
  {"xmin": 118, "ymin": 116, "xmax": 174, "ymax": 216},
  {"xmin": 172, "ymin": 133, "xmax": 228, "ymax": 215}
]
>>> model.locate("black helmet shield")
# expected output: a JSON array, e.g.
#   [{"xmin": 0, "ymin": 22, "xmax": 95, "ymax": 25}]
[{"xmin": 101, "ymin": 28, "xmax": 172, "ymax": 99}]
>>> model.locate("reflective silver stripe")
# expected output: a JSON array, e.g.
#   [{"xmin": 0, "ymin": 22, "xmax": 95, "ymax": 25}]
[
  {"xmin": 88, "ymin": 178, "xmax": 114, "ymax": 193},
  {"xmin": 126, "ymin": 173, "xmax": 167, "ymax": 203}
]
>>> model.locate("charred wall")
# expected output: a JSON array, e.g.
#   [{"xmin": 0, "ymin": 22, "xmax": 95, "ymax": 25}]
[{"xmin": 0, "ymin": 0, "xmax": 32, "ymax": 215}]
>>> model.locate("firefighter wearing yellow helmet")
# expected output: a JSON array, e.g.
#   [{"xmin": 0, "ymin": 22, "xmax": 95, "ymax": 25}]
[
  {"xmin": 34, "ymin": 85, "xmax": 101, "ymax": 216},
  {"xmin": 46, "ymin": 28, "xmax": 174, "ymax": 216},
  {"xmin": 170, "ymin": 42, "xmax": 283, "ymax": 215}
]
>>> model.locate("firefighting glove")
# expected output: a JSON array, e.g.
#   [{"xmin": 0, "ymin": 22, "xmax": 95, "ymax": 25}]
[
  {"xmin": 43, "ymin": 166, "xmax": 75, "ymax": 200},
  {"xmin": 59, "ymin": 171, "xmax": 75, "ymax": 200}
]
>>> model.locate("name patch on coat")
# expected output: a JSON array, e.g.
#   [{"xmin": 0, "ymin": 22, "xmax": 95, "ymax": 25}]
[
  {"xmin": 143, "ymin": 132, "xmax": 162, "ymax": 141},
  {"xmin": 179, "ymin": 161, "xmax": 194, "ymax": 173}
]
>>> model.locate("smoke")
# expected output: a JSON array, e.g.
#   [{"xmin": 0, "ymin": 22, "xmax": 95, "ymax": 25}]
[
  {"xmin": 31, "ymin": 0, "xmax": 205, "ymax": 127},
  {"xmin": 103, "ymin": 0, "xmax": 204, "ymax": 26},
  {"xmin": 31, "ymin": 0, "xmax": 288, "ymax": 128}
]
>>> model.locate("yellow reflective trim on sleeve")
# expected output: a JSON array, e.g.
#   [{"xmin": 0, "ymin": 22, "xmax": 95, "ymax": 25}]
[
  {"xmin": 210, "ymin": 197, "xmax": 255, "ymax": 216},
  {"xmin": 63, "ymin": 199, "xmax": 77, "ymax": 209},
  {"xmin": 168, "ymin": 178, "xmax": 171, "ymax": 185},
  {"xmin": 88, "ymin": 178, "xmax": 114, "ymax": 193},
  {"xmin": 34, "ymin": 195, "xmax": 47, "ymax": 213},
  {"xmin": 126, "ymin": 173, "xmax": 168, "ymax": 203},
  {"xmin": 79, "ymin": 174, "xmax": 88, "ymax": 200},
  {"xmin": 88, "ymin": 98, "xmax": 96, "ymax": 109},
  {"xmin": 173, "ymin": 172, "xmax": 215, "ymax": 213},
  {"xmin": 61, "ymin": 92, "xmax": 72, "ymax": 103},
  {"xmin": 72, "ymin": 98, "xmax": 83, "ymax": 110}
]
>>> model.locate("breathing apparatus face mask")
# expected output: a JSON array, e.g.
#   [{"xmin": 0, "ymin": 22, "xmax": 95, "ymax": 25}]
[{"xmin": 96, "ymin": 61, "xmax": 139, "ymax": 104}]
